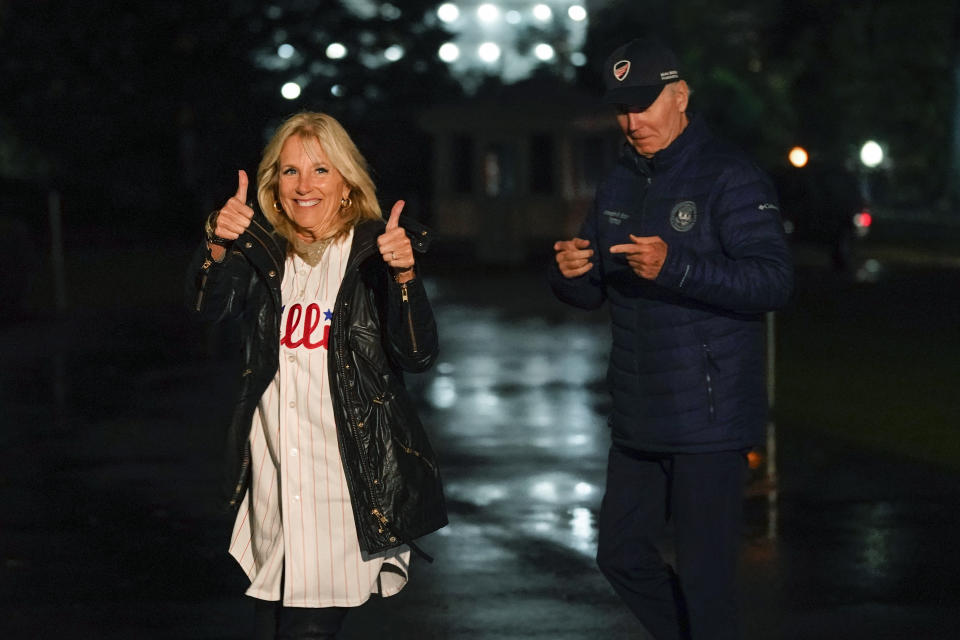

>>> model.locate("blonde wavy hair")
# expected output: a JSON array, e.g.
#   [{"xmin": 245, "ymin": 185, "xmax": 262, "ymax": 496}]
[{"xmin": 257, "ymin": 112, "xmax": 381, "ymax": 244}]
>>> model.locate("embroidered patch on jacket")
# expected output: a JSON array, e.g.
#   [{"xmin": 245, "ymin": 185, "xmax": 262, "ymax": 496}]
[
  {"xmin": 603, "ymin": 210, "xmax": 629, "ymax": 225},
  {"xmin": 669, "ymin": 201, "xmax": 698, "ymax": 232}
]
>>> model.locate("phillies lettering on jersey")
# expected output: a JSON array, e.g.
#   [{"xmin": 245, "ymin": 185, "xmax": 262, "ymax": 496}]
[{"xmin": 280, "ymin": 303, "xmax": 332, "ymax": 349}]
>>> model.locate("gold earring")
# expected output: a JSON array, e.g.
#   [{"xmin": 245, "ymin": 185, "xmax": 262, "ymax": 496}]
[
  {"xmin": 339, "ymin": 196, "xmax": 352, "ymax": 210},
  {"xmin": 273, "ymin": 201, "xmax": 282, "ymax": 213}
]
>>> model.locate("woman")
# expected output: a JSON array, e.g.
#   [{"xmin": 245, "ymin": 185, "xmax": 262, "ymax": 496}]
[{"xmin": 186, "ymin": 112, "xmax": 446, "ymax": 639}]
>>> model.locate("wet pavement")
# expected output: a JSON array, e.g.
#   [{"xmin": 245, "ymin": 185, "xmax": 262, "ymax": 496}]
[{"xmin": 1, "ymin": 242, "xmax": 959, "ymax": 639}]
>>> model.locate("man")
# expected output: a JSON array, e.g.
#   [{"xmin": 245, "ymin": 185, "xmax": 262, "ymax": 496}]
[{"xmin": 549, "ymin": 37, "xmax": 793, "ymax": 639}]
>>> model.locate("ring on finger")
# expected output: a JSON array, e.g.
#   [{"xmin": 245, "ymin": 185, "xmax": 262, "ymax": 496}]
[{"xmin": 391, "ymin": 251, "xmax": 396, "ymax": 260}]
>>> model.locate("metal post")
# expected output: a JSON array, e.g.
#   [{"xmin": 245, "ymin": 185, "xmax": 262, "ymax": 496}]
[
  {"xmin": 765, "ymin": 311, "xmax": 778, "ymax": 539},
  {"xmin": 765, "ymin": 312, "xmax": 777, "ymax": 480},
  {"xmin": 48, "ymin": 190, "xmax": 67, "ymax": 312},
  {"xmin": 48, "ymin": 190, "xmax": 68, "ymax": 410},
  {"xmin": 765, "ymin": 311, "xmax": 776, "ymax": 410}
]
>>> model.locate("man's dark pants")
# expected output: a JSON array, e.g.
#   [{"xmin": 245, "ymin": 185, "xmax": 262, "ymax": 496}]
[{"xmin": 597, "ymin": 444, "xmax": 747, "ymax": 640}]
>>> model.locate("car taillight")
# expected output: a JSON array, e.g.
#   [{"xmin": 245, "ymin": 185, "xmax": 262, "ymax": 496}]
[{"xmin": 853, "ymin": 211, "xmax": 872, "ymax": 228}]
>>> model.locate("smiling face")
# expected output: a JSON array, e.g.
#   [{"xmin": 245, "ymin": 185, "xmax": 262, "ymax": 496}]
[
  {"xmin": 616, "ymin": 80, "xmax": 689, "ymax": 158},
  {"xmin": 276, "ymin": 134, "xmax": 351, "ymax": 241}
]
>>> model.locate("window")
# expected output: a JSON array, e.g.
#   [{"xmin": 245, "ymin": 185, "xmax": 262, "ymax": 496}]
[
  {"xmin": 482, "ymin": 142, "xmax": 517, "ymax": 197},
  {"xmin": 529, "ymin": 134, "xmax": 554, "ymax": 194},
  {"xmin": 573, "ymin": 135, "xmax": 609, "ymax": 193},
  {"xmin": 453, "ymin": 135, "xmax": 474, "ymax": 194}
]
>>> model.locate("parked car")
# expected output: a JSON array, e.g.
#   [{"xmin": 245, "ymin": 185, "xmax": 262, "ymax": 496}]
[{"xmin": 771, "ymin": 164, "xmax": 872, "ymax": 270}]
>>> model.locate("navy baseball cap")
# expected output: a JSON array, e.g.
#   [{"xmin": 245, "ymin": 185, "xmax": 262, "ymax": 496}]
[{"xmin": 603, "ymin": 38, "xmax": 682, "ymax": 109}]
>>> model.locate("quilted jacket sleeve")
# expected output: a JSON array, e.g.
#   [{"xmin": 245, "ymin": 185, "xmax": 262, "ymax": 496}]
[
  {"xmin": 547, "ymin": 200, "xmax": 607, "ymax": 310},
  {"xmin": 655, "ymin": 162, "xmax": 794, "ymax": 314}
]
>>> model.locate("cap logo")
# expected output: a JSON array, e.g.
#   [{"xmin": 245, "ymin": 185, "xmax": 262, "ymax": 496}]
[
  {"xmin": 660, "ymin": 70, "xmax": 679, "ymax": 81},
  {"xmin": 613, "ymin": 60, "xmax": 630, "ymax": 82}
]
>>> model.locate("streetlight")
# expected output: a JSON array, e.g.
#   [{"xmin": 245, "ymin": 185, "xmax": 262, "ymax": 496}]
[
  {"xmin": 788, "ymin": 146, "xmax": 808, "ymax": 168},
  {"xmin": 477, "ymin": 3, "xmax": 499, "ymax": 23},
  {"xmin": 281, "ymin": 82, "xmax": 301, "ymax": 100},
  {"xmin": 534, "ymin": 43, "xmax": 555, "ymax": 61},
  {"xmin": 384, "ymin": 45, "xmax": 404, "ymax": 62},
  {"xmin": 478, "ymin": 42, "xmax": 501, "ymax": 63},
  {"xmin": 860, "ymin": 140, "xmax": 884, "ymax": 168},
  {"xmin": 533, "ymin": 4, "xmax": 552, "ymax": 21},
  {"xmin": 326, "ymin": 42, "xmax": 347, "ymax": 59},
  {"xmin": 568, "ymin": 5, "xmax": 588, "ymax": 22},
  {"xmin": 437, "ymin": 3, "xmax": 459, "ymax": 23},
  {"xmin": 438, "ymin": 42, "xmax": 460, "ymax": 63}
]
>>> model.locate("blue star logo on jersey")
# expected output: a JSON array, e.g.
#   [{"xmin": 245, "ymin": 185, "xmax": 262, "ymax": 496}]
[{"xmin": 324, "ymin": 309, "xmax": 333, "ymax": 321}]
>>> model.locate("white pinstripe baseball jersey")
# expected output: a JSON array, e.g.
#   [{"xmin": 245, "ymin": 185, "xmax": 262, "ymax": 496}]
[{"xmin": 229, "ymin": 228, "xmax": 410, "ymax": 607}]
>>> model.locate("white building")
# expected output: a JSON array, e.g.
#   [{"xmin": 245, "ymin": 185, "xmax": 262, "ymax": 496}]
[{"xmin": 419, "ymin": 77, "xmax": 620, "ymax": 263}]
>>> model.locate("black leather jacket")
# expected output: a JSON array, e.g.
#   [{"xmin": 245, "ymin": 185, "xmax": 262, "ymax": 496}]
[{"xmin": 186, "ymin": 210, "xmax": 446, "ymax": 556}]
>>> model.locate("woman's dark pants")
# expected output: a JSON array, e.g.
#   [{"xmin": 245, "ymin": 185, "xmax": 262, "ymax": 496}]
[{"xmin": 253, "ymin": 600, "xmax": 349, "ymax": 640}]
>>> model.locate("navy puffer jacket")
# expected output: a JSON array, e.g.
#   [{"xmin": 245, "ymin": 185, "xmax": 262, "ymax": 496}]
[{"xmin": 549, "ymin": 115, "xmax": 793, "ymax": 453}]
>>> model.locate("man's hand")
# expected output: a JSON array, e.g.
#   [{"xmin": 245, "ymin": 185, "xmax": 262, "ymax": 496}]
[
  {"xmin": 377, "ymin": 200, "xmax": 416, "ymax": 283},
  {"xmin": 215, "ymin": 170, "xmax": 255, "ymax": 240},
  {"xmin": 553, "ymin": 237, "xmax": 594, "ymax": 278},
  {"xmin": 609, "ymin": 235, "xmax": 668, "ymax": 280}
]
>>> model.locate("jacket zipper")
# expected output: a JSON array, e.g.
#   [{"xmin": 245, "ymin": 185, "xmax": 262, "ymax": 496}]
[
  {"xmin": 224, "ymin": 223, "xmax": 282, "ymax": 508},
  {"xmin": 334, "ymin": 257, "xmax": 395, "ymax": 548},
  {"xmin": 194, "ymin": 259, "xmax": 211, "ymax": 312},
  {"xmin": 702, "ymin": 342, "xmax": 717, "ymax": 422},
  {"xmin": 399, "ymin": 282, "xmax": 418, "ymax": 353},
  {"xmin": 394, "ymin": 436, "xmax": 435, "ymax": 471},
  {"xmin": 371, "ymin": 507, "xmax": 390, "ymax": 534}
]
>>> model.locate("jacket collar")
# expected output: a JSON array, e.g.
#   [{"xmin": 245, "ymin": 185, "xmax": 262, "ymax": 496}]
[
  {"xmin": 237, "ymin": 208, "xmax": 287, "ymax": 287},
  {"xmin": 345, "ymin": 218, "xmax": 385, "ymax": 272},
  {"xmin": 621, "ymin": 113, "xmax": 709, "ymax": 176},
  {"xmin": 652, "ymin": 113, "xmax": 706, "ymax": 168}
]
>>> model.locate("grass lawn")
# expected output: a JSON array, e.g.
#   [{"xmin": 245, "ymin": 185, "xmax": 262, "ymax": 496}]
[{"xmin": 776, "ymin": 261, "xmax": 960, "ymax": 472}]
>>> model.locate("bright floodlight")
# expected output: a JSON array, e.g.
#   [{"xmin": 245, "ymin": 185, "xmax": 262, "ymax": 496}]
[
  {"xmin": 860, "ymin": 140, "xmax": 884, "ymax": 168},
  {"xmin": 534, "ymin": 43, "xmax": 555, "ymax": 61},
  {"xmin": 478, "ymin": 41, "xmax": 501, "ymax": 63},
  {"xmin": 533, "ymin": 4, "xmax": 552, "ymax": 21},
  {"xmin": 326, "ymin": 42, "xmax": 347, "ymax": 59},
  {"xmin": 477, "ymin": 3, "xmax": 499, "ymax": 23},
  {"xmin": 570, "ymin": 52, "xmax": 587, "ymax": 66},
  {"xmin": 788, "ymin": 146, "xmax": 808, "ymax": 168},
  {"xmin": 437, "ymin": 3, "xmax": 459, "ymax": 23},
  {"xmin": 277, "ymin": 44, "xmax": 295, "ymax": 59},
  {"xmin": 438, "ymin": 42, "xmax": 460, "ymax": 63},
  {"xmin": 505, "ymin": 10, "xmax": 522, "ymax": 24},
  {"xmin": 281, "ymin": 82, "xmax": 301, "ymax": 100},
  {"xmin": 568, "ymin": 5, "xmax": 587, "ymax": 21},
  {"xmin": 330, "ymin": 84, "xmax": 345, "ymax": 97},
  {"xmin": 384, "ymin": 44, "xmax": 404, "ymax": 62}
]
